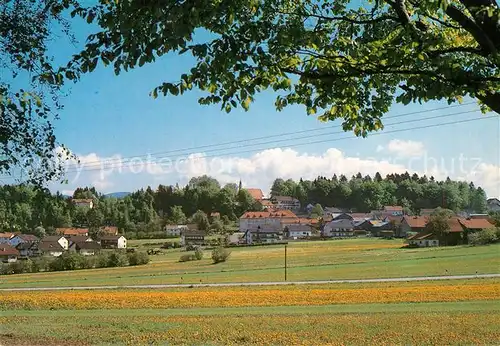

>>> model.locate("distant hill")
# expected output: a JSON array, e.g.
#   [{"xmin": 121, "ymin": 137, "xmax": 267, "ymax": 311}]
[{"xmin": 103, "ymin": 192, "xmax": 131, "ymax": 199}]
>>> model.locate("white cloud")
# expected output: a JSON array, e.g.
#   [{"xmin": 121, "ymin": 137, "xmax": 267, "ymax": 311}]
[
  {"xmin": 386, "ymin": 139, "xmax": 425, "ymax": 157},
  {"xmin": 50, "ymin": 146, "xmax": 500, "ymax": 199},
  {"xmin": 376, "ymin": 145, "xmax": 384, "ymax": 152}
]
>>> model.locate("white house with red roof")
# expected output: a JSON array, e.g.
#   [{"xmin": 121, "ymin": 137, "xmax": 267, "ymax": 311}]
[{"xmin": 239, "ymin": 210, "xmax": 299, "ymax": 232}]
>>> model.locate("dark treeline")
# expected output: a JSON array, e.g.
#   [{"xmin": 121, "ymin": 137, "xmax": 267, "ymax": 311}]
[
  {"xmin": 0, "ymin": 172, "xmax": 489, "ymax": 238},
  {"xmin": 271, "ymin": 172, "xmax": 488, "ymax": 214}
]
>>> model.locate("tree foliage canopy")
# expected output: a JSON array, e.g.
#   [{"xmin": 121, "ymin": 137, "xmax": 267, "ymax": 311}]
[
  {"xmin": 0, "ymin": 0, "xmax": 76, "ymax": 183},
  {"xmin": 64, "ymin": 0, "xmax": 500, "ymax": 135}
]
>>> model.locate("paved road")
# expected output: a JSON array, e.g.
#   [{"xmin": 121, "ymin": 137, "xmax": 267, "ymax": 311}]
[{"xmin": 1, "ymin": 273, "xmax": 499, "ymax": 291}]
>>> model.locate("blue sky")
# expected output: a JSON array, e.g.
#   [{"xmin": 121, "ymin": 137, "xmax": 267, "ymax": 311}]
[{"xmin": 7, "ymin": 15, "xmax": 500, "ymax": 198}]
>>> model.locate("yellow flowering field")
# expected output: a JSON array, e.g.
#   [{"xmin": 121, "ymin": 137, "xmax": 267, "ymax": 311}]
[
  {"xmin": 0, "ymin": 310, "xmax": 499, "ymax": 345},
  {"xmin": 1, "ymin": 281, "xmax": 498, "ymax": 310}
]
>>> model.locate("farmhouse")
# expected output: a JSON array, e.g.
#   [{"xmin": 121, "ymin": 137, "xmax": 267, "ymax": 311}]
[
  {"xmin": 180, "ymin": 230, "xmax": 205, "ymax": 246},
  {"xmin": 239, "ymin": 210, "xmax": 298, "ymax": 232},
  {"xmin": 16, "ymin": 241, "xmax": 37, "ymax": 258},
  {"xmin": 9, "ymin": 234, "xmax": 39, "ymax": 247},
  {"xmin": 42, "ymin": 236, "xmax": 69, "ymax": 250},
  {"xmin": 72, "ymin": 198, "xmax": 94, "ymax": 209},
  {"xmin": 243, "ymin": 226, "xmax": 283, "ymax": 244},
  {"xmin": 0, "ymin": 244, "xmax": 19, "ymax": 263},
  {"xmin": 400, "ymin": 216, "xmax": 427, "ymax": 237},
  {"xmin": 67, "ymin": 235, "xmax": 93, "ymax": 247},
  {"xmin": 100, "ymin": 226, "xmax": 119, "ymax": 235},
  {"xmin": 69, "ymin": 241, "xmax": 101, "ymax": 256},
  {"xmin": 164, "ymin": 224, "xmax": 188, "ymax": 237},
  {"xmin": 407, "ymin": 232, "xmax": 440, "ymax": 247},
  {"xmin": 34, "ymin": 241, "xmax": 65, "ymax": 257},
  {"xmin": 56, "ymin": 228, "xmax": 89, "ymax": 237},
  {"xmin": 322, "ymin": 219, "xmax": 355, "ymax": 237},
  {"xmin": 285, "ymin": 224, "xmax": 313, "ymax": 239},
  {"xmin": 270, "ymin": 196, "xmax": 301, "ymax": 211},
  {"xmin": 0, "ymin": 232, "xmax": 15, "ymax": 244},
  {"xmin": 100, "ymin": 235, "xmax": 127, "ymax": 249},
  {"xmin": 245, "ymin": 188, "xmax": 264, "ymax": 200}
]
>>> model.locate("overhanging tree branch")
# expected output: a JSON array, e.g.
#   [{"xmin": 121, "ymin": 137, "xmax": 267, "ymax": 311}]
[{"xmin": 445, "ymin": 5, "xmax": 497, "ymax": 54}]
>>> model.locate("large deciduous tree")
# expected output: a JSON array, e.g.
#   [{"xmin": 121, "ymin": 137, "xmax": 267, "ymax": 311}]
[
  {"xmin": 65, "ymin": 0, "xmax": 499, "ymax": 135},
  {"xmin": 1, "ymin": 0, "xmax": 77, "ymax": 183}
]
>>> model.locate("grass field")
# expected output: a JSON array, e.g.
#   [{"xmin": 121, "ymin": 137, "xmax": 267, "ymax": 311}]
[
  {"xmin": 1, "ymin": 279, "xmax": 499, "ymax": 345},
  {"xmin": 1, "ymin": 238, "xmax": 499, "ymax": 288}
]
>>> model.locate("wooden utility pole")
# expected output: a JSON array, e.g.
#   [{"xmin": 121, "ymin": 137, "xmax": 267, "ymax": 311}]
[{"xmin": 284, "ymin": 245, "xmax": 287, "ymax": 281}]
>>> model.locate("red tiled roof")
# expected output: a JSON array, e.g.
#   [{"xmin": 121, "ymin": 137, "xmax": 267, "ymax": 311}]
[
  {"xmin": 0, "ymin": 244, "xmax": 19, "ymax": 256},
  {"xmin": 448, "ymin": 218, "xmax": 465, "ymax": 233},
  {"xmin": 0, "ymin": 232, "xmax": 15, "ymax": 239},
  {"xmin": 245, "ymin": 189, "xmax": 264, "ymax": 200},
  {"xmin": 210, "ymin": 212, "xmax": 220, "ymax": 217},
  {"xmin": 259, "ymin": 200, "xmax": 274, "ymax": 206},
  {"xmin": 56, "ymin": 228, "xmax": 89, "ymax": 236},
  {"xmin": 291, "ymin": 218, "xmax": 320, "ymax": 225},
  {"xmin": 101, "ymin": 226, "xmax": 119, "ymax": 235},
  {"xmin": 403, "ymin": 216, "xmax": 428, "ymax": 228},
  {"xmin": 458, "ymin": 218, "xmax": 494, "ymax": 230},
  {"xmin": 240, "ymin": 210, "xmax": 298, "ymax": 219}
]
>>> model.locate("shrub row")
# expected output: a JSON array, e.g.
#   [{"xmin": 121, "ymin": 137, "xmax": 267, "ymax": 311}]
[
  {"xmin": 0, "ymin": 251, "xmax": 150, "ymax": 276},
  {"xmin": 469, "ymin": 228, "xmax": 500, "ymax": 246}
]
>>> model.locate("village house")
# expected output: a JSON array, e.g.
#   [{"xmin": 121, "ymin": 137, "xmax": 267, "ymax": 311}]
[
  {"xmin": 180, "ymin": 230, "xmax": 205, "ymax": 247},
  {"xmin": 67, "ymin": 235, "xmax": 93, "ymax": 247},
  {"xmin": 72, "ymin": 198, "xmax": 94, "ymax": 209},
  {"xmin": 69, "ymin": 241, "xmax": 101, "ymax": 256},
  {"xmin": 322, "ymin": 219, "xmax": 355, "ymax": 237},
  {"xmin": 100, "ymin": 226, "xmax": 119, "ymax": 235},
  {"xmin": 459, "ymin": 218, "xmax": 495, "ymax": 242},
  {"xmin": 0, "ymin": 244, "xmax": 19, "ymax": 263},
  {"xmin": 56, "ymin": 228, "xmax": 89, "ymax": 237},
  {"xmin": 34, "ymin": 241, "xmax": 65, "ymax": 257},
  {"xmin": 100, "ymin": 235, "xmax": 127, "ymax": 249},
  {"xmin": 270, "ymin": 196, "xmax": 301, "ymax": 211},
  {"xmin": 407, "ymin": 232, "xmax": 440, "ymax": 247},
  {"xmin": 330, "ymin": 212, "xmax": 354, "ymax": 221},
  {"xmin": 42, "ymin": 236, "xmax": 69, "ymax": 250},
  {"xmin": 243, "ymin": 226, "xmax": 284, "ymax": 244},
  {"xmin": 245, "ymin": 188, "xmax": 265, "ymax": 200},
  {"xmin": 210, "ymin": 212, "xmax": 220, "ymax": 219},
  {"xmin": 9, "ymin": 234, "xmax": 39, "ymax": 247},
  {"xmin": 0, "ymin": 232, "xmax": 15, "ymax": 244},
  {"xmin": 164, "ymin": 224, "xmax": 188, "ymax": 237},
  {"xmin": 382, "ymin": 205, "xmax": 404, "ymax": 216},
  {"xmin": 16, "ymin": 241, "xmax": 37, "ymax": 258},
  {"xmin": 408, "ymin": 217, "xmax": 467, "ymax": 247},
  {"xmin": 285, "ymin": 224, "xmax": 313, "ymax": 239},
  {"xmin": 369, "ymin": 220, "xmax": 394, "ymax": 237},
  {"xmin": 259, "ymin": 199, "xmax": 274, "ymax": 210},
  {"xmin": 400, "ymin": 216, "xmax": 427, "ymax": 238},
  {"xmin": 239, "ymin": 210, "xmax": 298, "ymax": 233},
  {"xmin": 487, "ymin": 198, "xmax": 500, "ymax": 212}
]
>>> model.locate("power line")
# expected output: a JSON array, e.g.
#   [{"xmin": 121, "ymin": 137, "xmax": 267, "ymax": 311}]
[
  {"xmin": 59, "ymin": 108, "xmax": 481, "ymax": 174},
  {"xmin": 27, "ymin": 112, "xmax": 491, "ymax": 179},
  {"xmin": 48, "ymin": 107, "xmax": 479, "ymax": 176},
  {"xmin": 53, "ymin": 102, "xmax": 476, "ymax": 170}
]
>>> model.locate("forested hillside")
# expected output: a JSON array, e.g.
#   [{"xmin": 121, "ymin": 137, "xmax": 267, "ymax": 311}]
[{"xmin": 0, "ymin": 172, "xmax": 489, "ymax": 238}]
